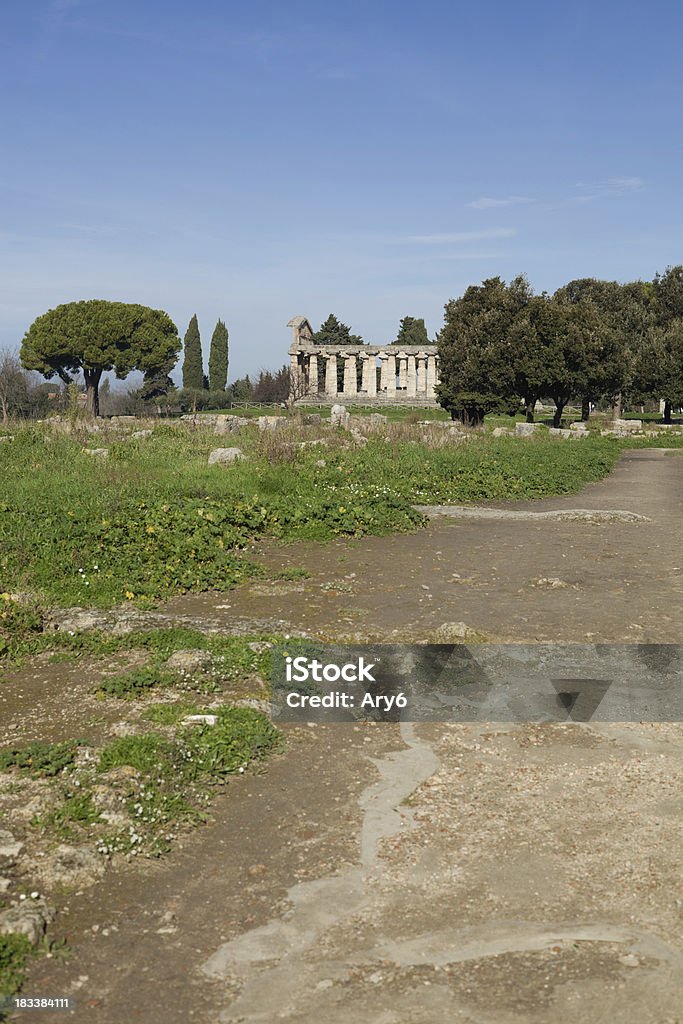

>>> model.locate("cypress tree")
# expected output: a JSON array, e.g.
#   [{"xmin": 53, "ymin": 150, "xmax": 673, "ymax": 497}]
[
  {"xmin": 208, "ymin": 319, "xmax": 229, "ymax": 391},
  {"xmin": 181, "ymin": 314, "xmax": 204, "ymax": 389}
]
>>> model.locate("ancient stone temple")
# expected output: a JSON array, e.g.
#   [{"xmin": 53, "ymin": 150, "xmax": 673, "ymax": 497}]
[{"xmin": 287, "ymin": 316, "xmax": 440, "ymax": 406}]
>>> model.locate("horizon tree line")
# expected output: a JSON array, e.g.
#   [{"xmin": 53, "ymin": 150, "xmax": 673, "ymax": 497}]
[
  {"xmin": 8, "ymin": 275, "xmax": 683, "ymax": 420},
  {"xmin": 436, "ymin": 268, "xmax": 683, "ymax": 426}
]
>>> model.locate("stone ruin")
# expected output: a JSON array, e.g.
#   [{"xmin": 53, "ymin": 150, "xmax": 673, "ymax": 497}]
[{"xmin": 288, "ymin": 316, "xmax": 440, "ymax": 407}]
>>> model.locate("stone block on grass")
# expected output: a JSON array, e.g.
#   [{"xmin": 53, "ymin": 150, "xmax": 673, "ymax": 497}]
[{"xmin": 207, "ymin": 447, "xmax": 245, "ymax": 466}]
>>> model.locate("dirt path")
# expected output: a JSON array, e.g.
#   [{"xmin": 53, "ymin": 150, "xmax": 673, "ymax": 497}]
[
  {"xmin": 166, "ymin": 449, "xmax": 683, "ymax": 643},
  {"xmin": 14, "ymin": 450, "xmax": 683, "ymax": 1023}
]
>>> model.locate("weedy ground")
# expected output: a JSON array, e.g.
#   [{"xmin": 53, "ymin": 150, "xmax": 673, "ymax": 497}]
[
  {"xmin": 2, "ymin": 416, "xmax": 665, "ymax": 612},
  {"xmin": 1, "ymin": 413, "xmax": 681, "ymax": 1001}
]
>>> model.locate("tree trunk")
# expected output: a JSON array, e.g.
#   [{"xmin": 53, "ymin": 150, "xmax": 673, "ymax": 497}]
[
  {"xmin": 525, "ymin": 398, "xmax": 536, "ymax": 423},
  {"xmin": 611, "ymin": 392, "xmax": 622, "ymax": 420},
  {"xmin": 84, "ymin": 368, "xmax": 102, "ymax": 418},
  {"xmin": 581, "ymin": 397, "xmax": 590, "ymax": 421},
  {"xmin": 459, "ymin": 406, "xmax": 485, "ymax": 428},
  {"xmin": 663, "ymin": 400, "xmax": 672, "ymax": 425},
  {"xmin": 552, "ymin": 402, "xmax": 565, "ymax": 428}
]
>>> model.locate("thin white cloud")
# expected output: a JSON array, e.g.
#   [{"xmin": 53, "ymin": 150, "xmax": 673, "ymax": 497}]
[
  {"xmin": 575, "ymin": 176, "xmax": 645, "ymax": 197},
  {"xmin": 399, "ymin": 228, "xmax": 516, "ymax": 244},
  {"xmin": 605, "ymin": 176, "xmax": 644, "ymax": 190},
  {"xmin": 467, "ymin": 178, "xmax": 645, "ymax": 214},
  {"xmin": 468, "ymin": 196, "xmax": 533, "ymax": 209}
]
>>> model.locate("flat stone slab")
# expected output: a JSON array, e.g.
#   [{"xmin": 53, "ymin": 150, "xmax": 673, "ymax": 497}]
[{"xmin": 414, "ymin": 505, "xmax": 650, "ymax": 522}]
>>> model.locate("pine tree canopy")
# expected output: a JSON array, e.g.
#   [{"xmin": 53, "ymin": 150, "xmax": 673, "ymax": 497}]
[
  {"xmin": 313, "ymin": 314, "xmax": 364, "ymax": 345},
  {"xmin": 395, "ymin": 316, "xmax": 431, "ymax": 346}
]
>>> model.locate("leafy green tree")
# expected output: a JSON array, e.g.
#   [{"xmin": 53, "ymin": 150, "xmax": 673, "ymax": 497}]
[
  {"xmin": 632, "ymin": 321, "xmax": 683, "ymax": 422},
  {"xmin": 653, "ymin": 265, "xmax": 683, "ymax": 322},
  {"xmin": 506, "ymin": 296, "xmax": 556, "ymax": 422},
  {"xmin": 641, "ymin": 266, "xmax": 683, "ymax": 420},
  {"xmin": 533, "ymin": 297, "xmax": 584, "ymax": 427},
  {"xmin": 435, "ymin": 275, "xmax": 532, "ymax": 425},
  {"xmin": 395, "ymin": 316, "xmax": 431, "ymax": 346},
  {"xmin": 256, "ymin": 365, "xmax": 290, "ymax": 403},
  {"xmin": 313, "ymin": 314, "xmax": 364, "ymax": 346},
  {"xmin": 208, "ymin": 319, "xmax": 229, "ymax": 391},
  {"xmin": 139, "ymin": 367, "xmax": 175, "ymax": 400},
  {"xmin": 230, "ymin": 375, "xmax": 253, "ymax": 402},
  {"xmin": 181, "ymin": 314, "xmax": 204, "ymax": 390},
  {"xmin": 20, "ymin": 300, "xmax": 180, "ymax": 417},
  {"xmin": 556, "ymin": 278, "xmax": 649, "ymax": 418},
  {"xmin": 538, "ymin": 294, "xmax": 624, "ymax": 427},
  {"xmin": 0, "ymin": 350, "xmax": 29, "ymax": 421}
]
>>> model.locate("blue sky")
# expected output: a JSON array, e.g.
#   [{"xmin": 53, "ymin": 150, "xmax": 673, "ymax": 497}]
[{"xmin": 1, "ymin": 0, "xmax": 682, "ymax": 381}]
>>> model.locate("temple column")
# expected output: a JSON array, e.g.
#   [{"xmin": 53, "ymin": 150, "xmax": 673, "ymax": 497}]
[
  {"xmin": 325, "ymin": 354, "xmax": 337, "ymax": 396},
  {"xmin": 426, "ymin": 353, "xmax": 437, "ymax": 398},
  {"xmin": 343, "ymin": 354, "xmax": 357, "ymax": 397},
  {"xmin": 289, "ymin": 351, "xmax": 305, "ymax": 398},
  {"xmin": 366, "ymin": 355, "xmax": 377, "ymax": 396},
  {"xmin": 378, "ymin": 351, "xmax": 388, "ymax": 392},
  {"xmin": 398, "ymin": 354, "xmax": 408, "ymax": 390},
  {"xmin": 416, "ymin": 353, "xmax": 427, "ymax": 393},
  {"xmin": 308, "ymin": 352, "xmax": 318, "ymax": 394},
  {"xmin": 407, "ymin": 354, "xmax": 417, "ymax": 397},
  {"xmin": 385, "ymin": 353, "xmax": 396, "ymax": 397},
  {"xmin": 360, "ymin": 355, "xmax": 370, "ymax": 393}
]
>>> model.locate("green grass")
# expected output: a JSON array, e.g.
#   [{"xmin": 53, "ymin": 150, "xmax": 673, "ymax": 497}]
[
  {"xmin": 142, "ymin": 701, "xmax": 202, "ymax": 725},
  {"xmin": 0, "ymin": 740, "xmax": 80, "ymax": 777},
  {"xmin": 95, "ymin": 708, "xmax": 282, "ymax": 854},
  {"xmin": 0, "ymin": 934, "xmax": 33, "ymax": 1001},
  {"xmin": 273, "ymin": 567, "xmax": 311, "ymax": 581},
  {"xmin": 615, "ymin": 434, "xmax": 683, "ymax": 449},
  {"xmin": 94, "ymin": 665, "xmax": 180, "ymax": 700},
  {"xmin": 35, "ymin": 791, "xmax": 102, "ymax": 837},
  {"xmin": 0, "ymin": 420, "xmax": 676, "ymax": 620},
  {"xmin": 98, "ymin": 733, "xmax": 176, "ymax": 774},
  {"xmin": 2, "ymin": 623, "xmax": 277, "ymax": 671}
]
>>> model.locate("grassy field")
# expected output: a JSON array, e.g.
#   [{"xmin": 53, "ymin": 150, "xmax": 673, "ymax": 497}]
[{"xmin": 0, "ymin": 420, "xmax": 636, "ymax": 613}]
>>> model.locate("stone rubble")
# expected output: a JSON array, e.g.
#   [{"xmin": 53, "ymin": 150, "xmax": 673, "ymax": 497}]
[
  {"xmin": 330, "ymin": 404, "xmax": 351, "ymax": 429},
  {"xmin": 0, "ymin": 830, "xmax": 24, "ymax": 871},
  {"xmin": 207, "ymin": 447, "xmax": 245, "ymax": 466},
  {"xmin": 0, "ymin": 900, "xmax": 54, "ymax": 945},
  {"xmin": 514, "ymin": 422, "xmax": 542, "ymax": 437},
  {"xmin": 257, "ymin": 416, "xmax": 287, "ymax": 432}
]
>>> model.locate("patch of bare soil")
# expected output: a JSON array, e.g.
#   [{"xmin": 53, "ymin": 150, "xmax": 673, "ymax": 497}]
[{"xmin": 166, "ymin": 449, "xmax": 683, "ymax": 643}]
